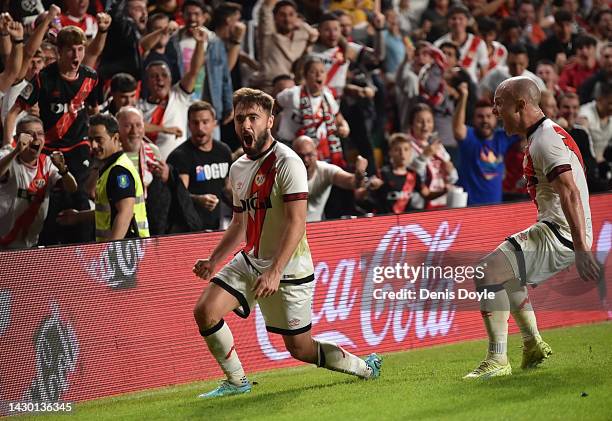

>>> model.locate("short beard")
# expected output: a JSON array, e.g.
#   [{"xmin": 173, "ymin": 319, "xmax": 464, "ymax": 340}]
[
  {"xmin": 246, "ymin": 130, "xmax": 270, "ymax": 158},
  {"xmin": 475, "ymin": 127, "xmax": 493, "ymax": 139}
]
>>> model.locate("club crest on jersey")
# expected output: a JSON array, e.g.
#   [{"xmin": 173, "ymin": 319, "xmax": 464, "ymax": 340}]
[
  {"xmin": 254, "ymin": 174, "xmax": 266, "ymax": 186},
  {"xmin": 33, "ymin": 178, "xmax": 46, "ymax": 189}
]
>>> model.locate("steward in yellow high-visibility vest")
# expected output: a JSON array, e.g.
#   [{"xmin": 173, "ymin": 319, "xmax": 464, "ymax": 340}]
[
  {"xmin": 87, "ymin": 114, "xmax": 150, "ymax": 242},
  {"xmin": 55, "ymin": 115, "xmax": 150, "ymax": 241},
  {"xmin": 92, "ymin": 114, "xmax": 149, "ymax": 242}
]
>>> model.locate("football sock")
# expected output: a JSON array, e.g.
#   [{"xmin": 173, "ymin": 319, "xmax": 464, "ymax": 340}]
[
  {"xmin": 200, "ymin": 319, "xmax": 248, "ymax": 387},
  {"xmin": 505, "ymin": 278, "xmax": 541, "ymax": 345},
  {"xmin": 315, "ymin": 340, "xmax": 373, "ymax": 378},
  {"xmin": 478, "ymin": 285, "xmax": 509, "ymax": 364}
]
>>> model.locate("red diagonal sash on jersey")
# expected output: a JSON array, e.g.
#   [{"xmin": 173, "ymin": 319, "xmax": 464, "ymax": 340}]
[
  {"xmin": 325, "ymin": 46, "xmax": 346, "ymax": 87},
  {"xmin": 244, "ymin": 152, "xmax": 277, "ymax": 258},
  {"xmin": 46, "ymin": 77, "xmax": 96, "ymax": 144},
  {"xmin": 147, "ymin": 103, "xmax": 166, "ymax": 143},
  {"xmin": 461, "ymin": 36, "xmax": 482, "ymax": 69},
  {"xmin": 0, "ymin": 154, "xmax": 50, "ymax": 246},
  {"xmin": 553, "ymin": 125, "xmax": 585, "ymax": 171},
  {"xmin": 487, "ymin": 44, "xmax": 506, "ymax": 71},
  {"xmin": 392, "ymin": 171, "xmax": 416, "ymax": 215}
]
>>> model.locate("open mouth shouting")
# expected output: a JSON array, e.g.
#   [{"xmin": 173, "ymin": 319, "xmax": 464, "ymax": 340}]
[{"xmin": 241, "ymin": 131, "xmax": 255, "ymax": 149}]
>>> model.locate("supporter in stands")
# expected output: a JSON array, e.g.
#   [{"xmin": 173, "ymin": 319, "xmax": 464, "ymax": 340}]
[
  {"xmin": 0, "ymin": 17, "xmax": 24, "ymax": 103},
  {"xmin": 57, "ymin": 113, "xmax": 149, "ymax": 242},
  {"xmin": 293, "ymin": 135, "xmax": 370, "ymax": 222},
  {"xmin": 516, "ymin": 0, "xmax": 546, "ymax": 46},
  {"xmin": 539, "ymin": 90, "xmax": 559, "ymax": 121},
  {"xmin": 480, "ymin": 43, "xmax": 545, "ymax": 101},
  {"xmin": 420, "ymin": 0, "xmax": 450, "ymax": 43},
  {"xmin": 100, "ymin": 0, "xmax": 148, "ymax": 82},
  {"xmin": 276, "ymin": 55, "xmax": 349, "ymax": 166},
  {"xmin": 578, "ymin": 82, "xmax": 612, "ymax": 170},
  {"xmin": 590, "ymin": 9, "xmax": 611, "ymax": 52},
  {"xmin": 270, "ymin": 74, "xmax": 295, "ymax": 99},
  {"xmin": 559, "ymin": 35, "xmax": 599, "ymax": 93},
  {"xmin": 1, "ymin": 6, "xmax": 59, "ymax": 127},
  {"xmin": 453, "ymin": 82, "xmax": 521, "ymax": 205},
  {"xmin": 477, "ymin": 16, "xmax": 507, "ymax": 75},
  {"xmin": 558, "ymin": 92, "xmax": 610, "ymax": 192},
  {"xmin": 311, "ymin": 13, "xmax": 382, "ymax": 99},
  {"xmin": 61, "ymin": 0, "xmax": 98, "ymax": 39},
  {"xmin": 203, "ymin": 3, "xmax": 243, "ymax": 126},
  {"xmin": 167, "ymin": 101, "xmax": 232, "ymax": 231},
  {"xmin": 537, "ymin": 10, "xmax": 577, "ymax": 68},
  {"xmin": 535, "ymin": 60, "xmax": 563, "ymax": 98},
  {"xmin": 102, "ymin": 73, "xmax": 139, "ymax": 116},
  {"xmin": 254, "ymin": 0, "xmax": 318, "ymax": 93},
  {"xmin": 406, "ymin": 103, "xmax": 458, "ymax": 209},
  {"xmin": 367, "ymin": 133, "xmax": 445, "ymax": 214},
  {"xmin": 141, "ymin": 13, "xmax": 181, "ymax": 85},
  {"xmin": 165, "ymin": 0, "xmax": 212, "ymax": 99},
  {"xmin": 395, "ymin": 40, "xmax": 422, "ymax": 132},
  {"xmin": 5, "ymin": 26, "xmax": 105, "ymax": 246},
  {"xmin": 434, "ymin": 5, "xmax": 488, "ymax": 83},
  {"xmin": 580, "ymin": 43, "xmax": 612, "ymax": 104},
  {"xmin": 139, "ymin": 25, "xmax": 207, "ymax": 159},
  {"xmin": 0, "ymin": 116, "xmax": 77, "ymax": 249}
]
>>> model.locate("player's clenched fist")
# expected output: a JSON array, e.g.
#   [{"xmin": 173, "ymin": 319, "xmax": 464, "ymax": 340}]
[
  {"xmin": 193, "ymin": 258, "xmax": 215, "ymax": 280},
  {"xmin": 252, "ymin": 269, "xmax": 281, "ymax": 299}
]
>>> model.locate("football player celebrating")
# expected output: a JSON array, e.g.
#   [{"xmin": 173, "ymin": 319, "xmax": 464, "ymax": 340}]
[
  {"xmin": 192, "ymin": 88, "xmax": 383, "ymax": 398},
  {"xmin": 464, "ymin": 77, "xmax": 600, "ymax": 379}
]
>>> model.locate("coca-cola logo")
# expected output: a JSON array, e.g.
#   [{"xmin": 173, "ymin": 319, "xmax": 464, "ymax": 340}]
[
  {"xmin": 24, "ymin": 303, "xmax": 79, "ymax": 402},
  {"xmin": 76, "ymin": 239, "xmax": 147, "ymax": 289},
  {"xmin": 256, "ymin": 222, "xmax": 460, "ymax": 359}
]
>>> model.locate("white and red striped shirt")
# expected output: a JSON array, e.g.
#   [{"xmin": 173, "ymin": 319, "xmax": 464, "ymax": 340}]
[
  {"xmin": 434, "ymin": 33, "xmax": 488, "ymax": 82},
  {"xmin": 523, "ymin": 118, "xmax": 592, "ymax": 245},
  {"xmin": 230, "ymin": 141, "xmax": 314, "ymax": 279}
]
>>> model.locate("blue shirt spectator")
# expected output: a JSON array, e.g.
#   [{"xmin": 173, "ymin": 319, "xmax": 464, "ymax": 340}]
[
  {"xmin": 458, "ymin": 126, "xmax": 520, "ymax": 205},
  {"xmin": 453, "ymin": 92, "xmax": 521, "ymax": 205}
]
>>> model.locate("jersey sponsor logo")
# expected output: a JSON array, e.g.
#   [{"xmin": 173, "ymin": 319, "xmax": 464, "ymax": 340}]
[
  {"xmin": 240, "ymin": 195, "xmax": 272, "ymax": 212},
  {"xmin": 50, "ymin": 102, "xmax": 84, "ymax": 114},
  {"xmin": 195, "ymin": 162, "xmax": 229, "ymax": 182},
  {"xmin": 117, "ymin": 174, "xmax": 130, "ymax": 189},
  {"xmin": 387, "ymin": 190, "xmax": 412, "ymax": 201}
]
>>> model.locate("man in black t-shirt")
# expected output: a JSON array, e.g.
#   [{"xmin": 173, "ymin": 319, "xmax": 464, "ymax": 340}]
[
  {"xmin": 167, "ymin": 101, "xmax": 232, "ymax": 230},
  {"xmin": 5, "ymin": 26, "xmax": 99, "ymax": 245}
]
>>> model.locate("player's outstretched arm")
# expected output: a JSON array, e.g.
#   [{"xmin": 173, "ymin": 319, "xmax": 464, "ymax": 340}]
[{"xmin": 551, "ymin": 171, "xmax": 600, "ymax": 283}]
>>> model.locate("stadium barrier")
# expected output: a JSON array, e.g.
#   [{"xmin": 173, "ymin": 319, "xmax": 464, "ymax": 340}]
[{"xmin": 1, "ymin": 194, "xmax": 611, "ymax": 404}]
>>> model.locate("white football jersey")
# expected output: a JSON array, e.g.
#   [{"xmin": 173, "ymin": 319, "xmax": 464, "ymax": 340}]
[
  {"xmin": 230, "ymin": 141, "xmax": 314, "ymax": 280},
  {"xmin": 524, "ymin": 118, "xmax": 592, "ymax": 245}
]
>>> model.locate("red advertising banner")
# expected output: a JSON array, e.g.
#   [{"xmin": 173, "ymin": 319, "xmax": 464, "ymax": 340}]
[{"xmin": 1, "ymin": 194, "xmax": 611, "ymax": 405}]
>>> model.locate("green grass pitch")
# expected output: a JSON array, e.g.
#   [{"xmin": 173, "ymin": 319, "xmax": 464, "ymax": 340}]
[{"xmin": 25, "ymin": 322, "xmax": 612, "ymax": 421}]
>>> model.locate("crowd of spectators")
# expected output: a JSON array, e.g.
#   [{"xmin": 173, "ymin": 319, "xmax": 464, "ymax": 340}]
[{"xmin": 0, "ymin": 0, "xmax": 610, "ymax": 249}]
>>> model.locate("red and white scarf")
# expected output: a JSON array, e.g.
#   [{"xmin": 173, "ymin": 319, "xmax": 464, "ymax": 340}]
[{"xmin": 296, "ymin": 86, "xmax": 346, "ymax": 167}]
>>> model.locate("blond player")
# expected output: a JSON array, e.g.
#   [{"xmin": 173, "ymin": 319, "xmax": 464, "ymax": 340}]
[
  {"xmin": 192, "ymin": 88, "xmax": 382, "ymax": 398},
  {"xmin": 464, "ymin": 77, "xmax": 601, "ymax": 379}
]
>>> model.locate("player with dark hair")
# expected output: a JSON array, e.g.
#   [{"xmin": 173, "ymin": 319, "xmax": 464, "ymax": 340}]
[{"xmin": 192, "ymin": 88, "xmax": 383, "ymax": 398}]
